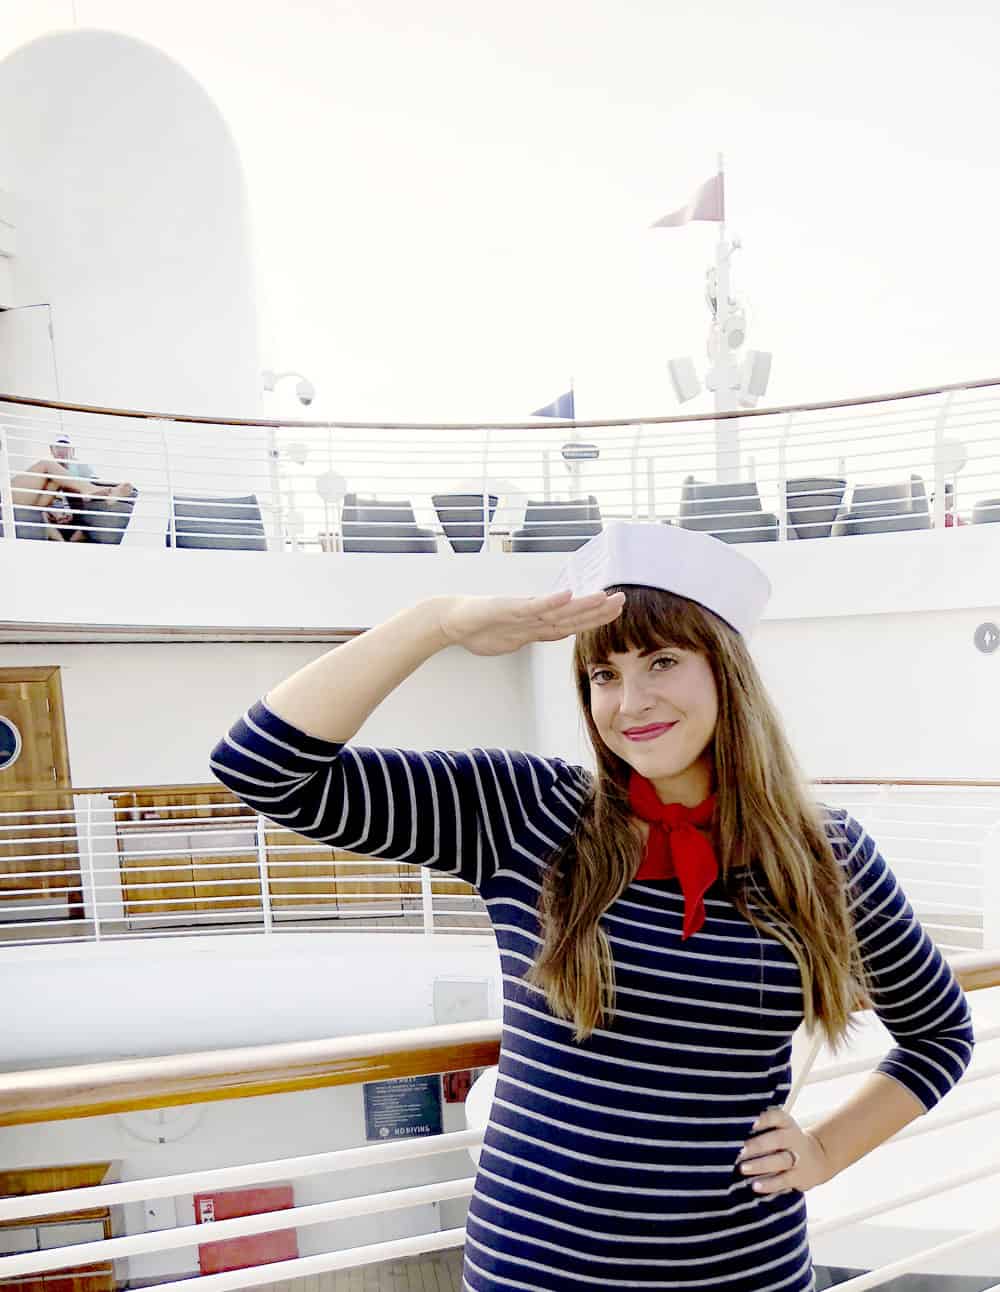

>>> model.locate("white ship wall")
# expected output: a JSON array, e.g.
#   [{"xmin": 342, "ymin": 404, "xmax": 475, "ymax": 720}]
[{"xmin": 0, "ymin": 641, "xmax": 532, "ymax": 788}]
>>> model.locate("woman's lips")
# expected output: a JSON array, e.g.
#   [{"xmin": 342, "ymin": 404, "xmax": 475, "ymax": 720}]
[{"xmin": 623, "ymin": 723, "xmax": 677, "ymax": 742}]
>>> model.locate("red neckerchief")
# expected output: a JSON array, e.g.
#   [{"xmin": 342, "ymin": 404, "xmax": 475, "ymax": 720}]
[{"xmin": 628, "ymin": 770, "xmax": 719, "ymax": 940}]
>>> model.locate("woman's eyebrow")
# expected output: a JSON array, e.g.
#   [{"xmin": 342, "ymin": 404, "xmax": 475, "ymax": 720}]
[{"xmin": 590, "ymin": 645, "xmax": 681, "ymax": 665}]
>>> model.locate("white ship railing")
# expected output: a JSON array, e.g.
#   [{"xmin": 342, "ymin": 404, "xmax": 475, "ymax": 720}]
[
  {"xmin": 0, "ymin": 965, "xmax": 998, "ymax": 1292},
  {"xmin": 1, "ymin": 375, "xmax": 999, "ymax": 551},
  {"xmin": 2, "ymin": 780, "xmax": 998, "ymax": 951}
]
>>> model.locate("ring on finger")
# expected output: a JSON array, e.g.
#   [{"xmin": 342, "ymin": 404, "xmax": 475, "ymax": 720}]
[{"xmin": 785, "ymin": 1148, "xmax": 799, "ymax": 1170}]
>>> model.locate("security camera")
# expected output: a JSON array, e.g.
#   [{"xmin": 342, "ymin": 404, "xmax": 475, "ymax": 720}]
[{"xmin": 261, "ymin": 369, "xmax": 316, "ymax": 405}]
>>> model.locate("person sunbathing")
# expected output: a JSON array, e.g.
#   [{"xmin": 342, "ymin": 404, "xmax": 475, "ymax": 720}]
[{"xmin": 9, "ymin": 457, "xmax": 135, "ymax": 540}]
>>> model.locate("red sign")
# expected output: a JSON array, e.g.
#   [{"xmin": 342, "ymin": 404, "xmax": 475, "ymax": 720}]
[{"xmin": 193, "ymin": 1185, "xmax": 298, "ymax": 1274}]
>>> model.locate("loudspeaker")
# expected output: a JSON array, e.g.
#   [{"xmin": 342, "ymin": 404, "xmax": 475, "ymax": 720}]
[
  {"xmin": 740, "ymin": 350, "xmax": 772, "ymax": 399},
  {"xmin": 667, "ymin": 356, "xmax": 701, "ymax": 404}
]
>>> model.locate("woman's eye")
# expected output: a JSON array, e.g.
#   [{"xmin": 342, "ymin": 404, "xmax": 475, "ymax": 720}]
[{"xmin": 591, "ymin": 656, "xmax": 676, "ymax": 684}]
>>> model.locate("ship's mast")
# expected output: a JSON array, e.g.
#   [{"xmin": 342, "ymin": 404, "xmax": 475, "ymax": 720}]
[
  {"xmin": 666, "ymin": 154, "xmax": 771, "ymax": 485},
  {"xmin": 706, "ymin": 153, "xmax": 741, "ymax": 483}
]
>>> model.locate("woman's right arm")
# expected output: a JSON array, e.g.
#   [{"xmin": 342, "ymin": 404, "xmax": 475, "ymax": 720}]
[
  {"xmin": 209, "ymin": 590, "xmax": 623, "ymax": 887},
  {"xmin": 259, "ymin": 588, "xmax": 624, "ymax": 742},
  {"xmin": 261, "ymin": 596, "xmax": 454, "ymax": 742}
]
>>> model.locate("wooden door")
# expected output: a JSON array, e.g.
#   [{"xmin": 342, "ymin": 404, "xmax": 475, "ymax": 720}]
[
  {"xmin": 0, "ymin": 669, "xmax": 81, "ymax": 928},
  {"xmin": 0, "ymin": 670, "xmax": 71, "ymax": 788},
  {"xmin": 0, "ymin": 1164, "xmax": 116, "ymax": 1292}
]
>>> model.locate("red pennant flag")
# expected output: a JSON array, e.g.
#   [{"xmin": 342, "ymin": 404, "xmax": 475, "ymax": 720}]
[{"xmin": 652, "ymin": 172, "xmax": 724, "ymax": 228}]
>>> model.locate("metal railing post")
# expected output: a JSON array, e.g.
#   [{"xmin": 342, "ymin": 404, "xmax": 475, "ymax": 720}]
[
  {"xmin": 777, "ymin": 412, "xmax": 795, "ymax": 541},
  {"xmin": 629, "ymin": 424, "xmax": 643, "ymax": 520},
  {"xmin": 932, "ymin": 388, "xmax": 957, "ymax": 530},
  {"xmin": 81, "ymin": 795, "xmax": 102, "ymax": 943},
  {"xmin": 542, "ymin": 449, "xmax": 551, "ymax": 503},
  {"xmin": 156, "ymin": 418, "xmax": 177, "ymax": 550},
  {"xmin": 0, "ymin": 422, "xmax": 18, "ymax": 543},
  {"xmin": 268, "ymin": 428, "xmax": 284, "ymax": 550},
  {"xmin": 256, "ymin": 814, "xmax": 273, "ymax": 934},
  {"xmin": 480, "ymin": 425, "xmax": 492, "ymax": 556},
  {"xmin": 421, "ymin": 865, "xmax": 434, "ymax": 935},
  {"xmin": 983, "ymin": 822, "xmax": 1000, "ymax": 951}
]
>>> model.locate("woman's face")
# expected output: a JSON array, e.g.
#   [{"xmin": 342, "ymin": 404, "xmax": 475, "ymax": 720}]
[{"xmin": 588, "ymin": 643, "xmax": 719, "ymax": 806}]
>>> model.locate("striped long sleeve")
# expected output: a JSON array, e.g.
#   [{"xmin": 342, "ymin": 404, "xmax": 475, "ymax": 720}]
[
  {"xmin": 829, "ymin": 809, "xmax": 975, "ymax": 1112},
  {"xmin": 209, "ymin": 698, "xmax": 590, "ymax": 891}
]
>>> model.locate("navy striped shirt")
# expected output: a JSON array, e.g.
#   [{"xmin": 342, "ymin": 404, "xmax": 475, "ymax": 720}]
[{"xmin": 210, "ymin": 700, "xmax": 975, "ymax": 1292}]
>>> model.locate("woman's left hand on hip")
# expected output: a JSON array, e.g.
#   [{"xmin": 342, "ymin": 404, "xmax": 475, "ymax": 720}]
[{"xmin": 735, "ymin": 1105, "xmax": 832, "ymax": 1196}]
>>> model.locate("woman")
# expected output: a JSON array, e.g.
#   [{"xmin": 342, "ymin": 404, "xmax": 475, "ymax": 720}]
[{"xmin": 210, "ymin": 521, "xmax": 974, "ymax": 1292}]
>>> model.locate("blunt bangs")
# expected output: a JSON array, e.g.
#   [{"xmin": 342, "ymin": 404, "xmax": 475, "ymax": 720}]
[{"xmin": 576, "ymin": 584, "xmax": 714, "ymax": 670}]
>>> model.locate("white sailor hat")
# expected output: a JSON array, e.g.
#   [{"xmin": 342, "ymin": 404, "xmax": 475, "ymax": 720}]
[{"xmin": 551, "ymin": 521, "xmax": 772, "ymax": 638}]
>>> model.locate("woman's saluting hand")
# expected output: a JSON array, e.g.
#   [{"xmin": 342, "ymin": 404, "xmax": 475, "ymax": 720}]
[{"xmin": 436, "ymin": 589, "xmax": 625, "ymax": 657}]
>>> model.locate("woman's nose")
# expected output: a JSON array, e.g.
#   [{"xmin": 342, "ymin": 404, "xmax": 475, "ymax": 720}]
[{"xmin": 620, "ymin": 678, "xmax": 658, "ymax": 713}]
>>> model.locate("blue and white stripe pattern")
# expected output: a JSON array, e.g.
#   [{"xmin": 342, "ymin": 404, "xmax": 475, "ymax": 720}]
[{"xmin": 211, "ymin": 700, "xmax": 975, "ymax": 1292}]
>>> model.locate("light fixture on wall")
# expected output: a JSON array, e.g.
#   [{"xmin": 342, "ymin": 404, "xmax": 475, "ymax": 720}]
[{"xmin": 261, "ymin": 369, "xmax": 316, "ymax": 407}]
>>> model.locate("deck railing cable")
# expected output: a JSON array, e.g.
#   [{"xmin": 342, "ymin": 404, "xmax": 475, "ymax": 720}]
[{"xmin": 3, "ymin": 375, "xmax": 999, "ymax": 551}]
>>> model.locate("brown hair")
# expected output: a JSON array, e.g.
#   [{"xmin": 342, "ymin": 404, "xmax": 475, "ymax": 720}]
[{"xmin": 524, "ymin": 584, "xmax": 872, "ymax": 1051}]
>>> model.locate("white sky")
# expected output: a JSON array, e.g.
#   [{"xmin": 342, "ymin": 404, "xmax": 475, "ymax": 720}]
[{"xmin": 4, "ymin": 0, "xmax": 1000, "ymax": 423}]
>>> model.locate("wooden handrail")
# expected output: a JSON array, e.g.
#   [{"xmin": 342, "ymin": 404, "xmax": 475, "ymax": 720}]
[
  {"xmin": 0, "ymin": 1020, "xmax": 503, "ymax": 1128},
  {"xmin": 0, "ymin": 953, "xmax": 997, "ymax": 1128},
  {"xmin": 2, "ymin": 374, "xmax": 998, "ymax": 432}
]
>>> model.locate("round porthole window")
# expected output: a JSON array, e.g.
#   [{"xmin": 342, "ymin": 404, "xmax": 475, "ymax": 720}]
[{"xmin": 0, "ymin": 717, "xmax": 22, "ymax": 771}]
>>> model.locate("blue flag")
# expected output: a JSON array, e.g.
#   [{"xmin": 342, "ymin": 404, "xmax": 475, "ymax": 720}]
[{"xmin": 531, "ymin": 389, "xmax": 575, "ymax": 419}]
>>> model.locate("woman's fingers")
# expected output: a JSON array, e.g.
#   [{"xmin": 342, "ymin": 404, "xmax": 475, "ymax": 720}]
[
  {"xmin": 444, "ymin": 590, "xmax": 626, "ymax": 655},
  {"xmin": 517, "ymin": 589, "xmax": 605, "ymax": 617},
  {"xmin": 525, "ymin": 590, "xmax": 624, "ymax": 626},
  {"xmin": 739, "ymin": 1149, "xmax": 796, "ymax": 1177},
  {"xmin": 736, "ymin": 1110, "xmax": 829, "ymax": 1197},
  {"xmin": 531, "ymin": 597, "xmax": 624, "ymax": 641}
]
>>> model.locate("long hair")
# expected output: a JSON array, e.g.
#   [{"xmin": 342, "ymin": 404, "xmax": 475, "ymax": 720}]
[{"xmin": 524, "ymin": 584, "xmax": 872, "ymax": 1051}]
